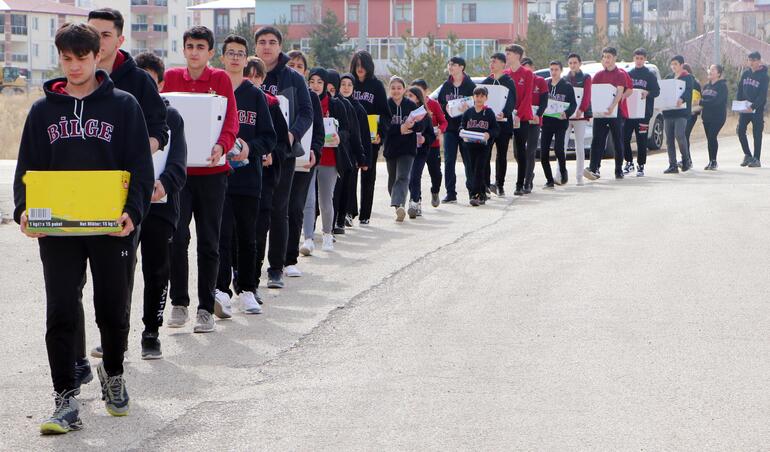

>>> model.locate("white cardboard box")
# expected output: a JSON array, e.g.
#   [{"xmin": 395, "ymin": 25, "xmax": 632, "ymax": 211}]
[
  {"xmin": 483, "ymin": 84, "xmax": 509, "ymax": 116},
  {"xmin": 655, "ymin": 79, "xmax": 687, "ymax": 111},
  {"xmin": 295, "ymin": 124, "xmax": 313, "ymax": 172},
  {"xmin": 626, "ymin": 89, "xmax": 647, "ymax": 119},
  {"xmin": 591, "ymin": 84, "xmax": 618, "ymax": 118},
  {"xmin": 151, "ymin": 130, "xmax": 171, "ymax": 203},
  {"xmin": 570, "ymin": 87, "xmax": 584, "ymax": 119},
  {"xmin": 162, "ymin": 93, "xmax": 227, "ymax": 167},
  {"xmin": 732, "ymin": 100, "xmax": 754, "ymax": 112}
]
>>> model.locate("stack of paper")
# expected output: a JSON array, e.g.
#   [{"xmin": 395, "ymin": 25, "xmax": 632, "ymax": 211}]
[
  {"xmin": 732, "ymin": 100, "xmax": 753, "ymax": 112},
  {"xmin": 543, "ymin": 99, "xmax": 570, "ymax": 119},
  {"xmin": 447, "ymin": 97, "xmax": 474, "ymax": 117},
  {"xmin": 459, "ymin": 129, "xmax": 487, "ymax": 144},
  {"xmin": 407, "ymin": 105, "xmax": 427, "ymax": 122},
  {"xmin": 151, "ymin": 130, "xmax": 171, "ymax": 203},
  {"xmin": 323, "ymin": 118, "xmax": 339, "ymax": 147}
]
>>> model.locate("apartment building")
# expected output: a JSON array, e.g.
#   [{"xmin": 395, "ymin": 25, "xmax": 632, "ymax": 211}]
[
  {"xmin": 128, "ymin": 0, "xmax": 188, "ymax": 66},
  {"xmin": 722, "ymin": 0, "xmax": 770, "ymax": 41},
  {"xmin": 0, "ymin": 0, "xmax": 89, "ymax": 84},
  {"xmin": 59, "ymin": 0, "xmax": 132, "ymax": 49}
]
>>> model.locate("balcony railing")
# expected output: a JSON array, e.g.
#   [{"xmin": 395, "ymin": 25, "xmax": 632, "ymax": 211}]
[
  {"xmin": 11, "ymin": 26, "xmax": 27, "ymax": 35},
  {"xmin": 152, "ymin": 49, "xmax": 168, "ymax": 57},
  {"xmin": 11, "ymin": 54, "xmax": 28, "ymax": 63},
  {"xmin": 132, "ymin": 24, "xmax": 148, "ymax": 32},
  {"xmin": 153, "ymin": 24, "xmax": 167, "ymax": 32},
  {"xmin": 154, "ymin": 0, "xmax": 168, "ymax": 5},
  {"xmin": 131, "ymin": 0, "xmax": 149, "ymax": 5}
]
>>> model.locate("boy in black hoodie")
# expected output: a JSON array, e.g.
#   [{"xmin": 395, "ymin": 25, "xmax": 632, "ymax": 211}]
[
  {"xmin": 662, "ymin": 55, "xmax": 694, "ymax": 174},
  {"xmin": 625, "ymin": 48, "xmax": 660, "ymax": 177},
  {"xmin": 540, "ymin": 61, "xmax": 577, "ymax": 188},
  {"xmin": 14, "ymin": 23, "xmax": 153, "ymax": 434},
  {"xmin": 461, "ymin": 86, "xmax": 499, "ymax": 206},
  {"xmin": 340, "ymin": 72, "xmax": 372, "ymax": 223},
  {"xmin": 481, "ymin": 52, "xmax": 517, "ymax": 196},
  {"xmin": 737, "ymin": 51, "xmax": 769, "ymax": 167},
  {"xmin": 215, "ymin": 36, "xmax": 277, "ymax": 316},
  {"xmin": 438, "ymin": 56, "xmax": 476, "ymax": 203},
  {"xmin": 133, "ymin": 52, "xmax": 188, "ymax": 360}
]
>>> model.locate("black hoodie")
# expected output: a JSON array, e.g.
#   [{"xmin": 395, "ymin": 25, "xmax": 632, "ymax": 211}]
[
  {"xmin": 308, "ymin": 89, "xmax": 325, "ymax": 162},
  {"xmin": 14, "ymin": 71, "xmax": 154, "ymax": 227},
  {"xmin": 262, "ymin": 52, "xmax": 313, "ymax": 144},
  {"xmin": 542, "ymin": 78, "xmax": 577, "ymax": 127},
  {"xmin": 310, "ymin": 67, "xmax": 353, "ymax": 174},
  {"xmin": 110, "ymin": 49, "xmax": 169, "ymax": 149},
  {"xmin": 460, "ymin": 106, "xmax": 499, "ymax": 147},
  {"xmin": 700, "ymin": 78, "xmax": 728, "ymax": 124},
  {"xmin": 329, "ymin": 70, "xmax": 366, "ymax": 169},
  {"xmin": 342, "ymin": 73, "xmax": 373, "ymax": 167},
  {"xmin": 149, "ymin": 103, "xmax": 187, "ymax": 229},
  {"xmin": 353, "ymin": 75, "xmax": 389, "ymax": 138},
  {"xmin": 438, "ymin": 73, "xmax": 477, "ymax": 132},
  {"xmin": 383, "ymin": 96, "xmax": 425, "ymax": 158},
  {"xmin": 627, "ymin": 65, "xmax": 660, "ymax": 120},
  {"xmin": 737, "ymin": 65, "xmax": 769, "ymax": 113},
  {"xmin": 229, "ymin": 79, "xmax": 277, "ymax": 198},
  {"xmin": 480, "ymin": 73, "xmax": 517, "ymax": 135}
]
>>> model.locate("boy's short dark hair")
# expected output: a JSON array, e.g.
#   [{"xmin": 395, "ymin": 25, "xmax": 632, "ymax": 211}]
[
  {"xmin": 449, "ymin": 56, "xmax": 466, "ymax": 69},
  {"xmin": 550, "ymin": 60, "xmax": 563, "ymax": 69},
  {"xmin": 567, "ymin": 53, "xmax": 581, "ymax": 62},
  {"xmin": 670, "ymin": 55, "xmax": 684, "ymax": 65},
  {"xmin": 712, "ymin": 64, "xmax": 724, "ymax": 75},
  {"xmin": 287, "ymin": 50, "xmax": 308, "ymax": 69},
  {"xmin": 254, "ymin": 26, "xmax": 283, "ymax": 44},
  {"xmin": 411, "ymin": 78, "xmax": 428, "ymax": 90},
  {"xmin": 602, "ymin": 46, "xmax": 618, "ymax": 56},
  {"xmin": 521, "ymin": 57, "xmax": 534, "ymax": 67},
  {"xmin": 491, "ymin": 52, "xmax": 506, "ymax": 63},
  {"xmin": 749, "ymin": 51, "xmax": 762, "ymax": 61},
  {"xmin": 245, "ymin": 56, "xmax": 266, "ymax": 79},
  {"xmin": 183, "ymin": 26, "xmax": 215, "ymax": 50},
  {"xmin": 473, "ymin": 86, "xmax": 489, "ymax": 97},
  {"xmin": 88, "ymin": 8, "xmax": 124, "ymax": 35},
  {"xmin": 222, "ymin": 34, "xmax": 248, "ymax": 54},
  {"xmin": 633, "ymin": 48, "xmax": 647, "ymax": 57},
  {"xmin": 505, "ymin": 44, "xmax": 524, "ymax": 57},
  {"xmin": 135, "ymin": 52, "xmax": 165, "ymax": 82},
  {"xmin": 55, "ymin": 23, "xmax": 101, "ymax": 57}
]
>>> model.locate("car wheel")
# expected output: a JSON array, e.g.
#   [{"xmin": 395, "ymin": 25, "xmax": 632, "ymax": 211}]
[{"xmin": 648, "ymin": 115, "xmax": 664, "ymax": 150}]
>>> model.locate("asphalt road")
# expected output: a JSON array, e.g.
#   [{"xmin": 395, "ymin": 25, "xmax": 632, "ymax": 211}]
[{"xmin": 2, "ymin": 136, "xmax": 770, "ymax": 451}]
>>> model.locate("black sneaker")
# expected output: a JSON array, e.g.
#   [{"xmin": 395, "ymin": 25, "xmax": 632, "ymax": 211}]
[
  {"xmin": 615, "ymin": 172, "xmax": 624, "ymax": 180},
  {"xmin": 636, "ymin": 164, "xmax": 645, "ymax": 177},
  {"xmin": 583, "ymin": 168, "xmax": 600, "ymax": 180},
  {"xmin": 255, "ymin": 289, "xmax": 264, "ymax": 305},
  {"xmin": 431, "ymin": 192, "xmax": 440, "ymax": 207},
  {"xmin": 469, "ymin": 197, "xmax": 481, "ymax": 207},
  {"xmin": 681, "ymin": 160, "xmax": 692, "ymax": 172},
  {"xmin": 543, "ymin": 182, "xmax": 555, "ymax": 189},
  {"xmin": 485, "ymin": 186, "xmax": 492, "ymax": 196},
  {"xmin": 441, "ymin": 195, "xmax": 457, "ymax": 204},
  {"xmin": 73, "ymin": 358, "xmax": 92, "ymax": 396},
  {"xmin": 359, "ymin": 219, "xmax": 370, "ymax": 225},
  {"xmin": 498, "ymin": 187, "xmax": 505, "ymax": 197},
  {"xmin": 267, "ymin": 269, "xmax": 285, "ymax": 289},
  {"xmin": 514, "ymin": 188, "xmax": 524, "ymax": 196},
  {"xmin": 664, "ymin": 166, "xmax": 679, "ymax": 174},
  {"xmin": 332, "ymin": 225, "xmax": 345, "ymax": 235},
  {"xmin": 344, "ymin": 214, "xmax": 353, "ymax": 227},
  {"xmin": 40, "ymin": 389, "xmax": 82, "ymax": 435},
  {"xmin": 741, "ymin": 155, "xmax": 753, "ymax": 166},
  {"xmin": 623, "ymin": 161, "xmax": 634, "ymax": 174},
  {"xmin": 749, "ymin": 159, "xmax": 761, "ymax": 168},
  {"xmin": 559, "ymin": 170, "xmax": 568, "ymax": 186},
  {"xmin": 96, "ymin": 362, "xmax": 129, "ymax": 417},
  {"xmin": 141, "ymin": 331, "xmax": 162, "ymax": 360}
]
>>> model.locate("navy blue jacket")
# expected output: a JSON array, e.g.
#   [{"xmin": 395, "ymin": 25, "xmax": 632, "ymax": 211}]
[{"xmin": 262, "ymin": 52, "xmax": 312, "ymax": 152}]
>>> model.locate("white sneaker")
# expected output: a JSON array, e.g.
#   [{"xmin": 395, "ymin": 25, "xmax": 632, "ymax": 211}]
[
  {"xmin": 299, "ymin": 238, "xmax": 314, "ymax": 256},
  {"xmin": 214, "ymin": 289, "xmax": 232, "ymax": 319},
  {"xmin": 240, "ymin": 291, "xmax": 262, "ymax": 314},
  {"xmin": 285, "ymin": 265, "xmax": 302, "ymax": 277},
  {"xmin": 322, "ymin": 233, "xmax": 334, "ymax": 251},
  {"xmin": 407, "ymin": 201, "xmax": 418, "ymax": 219},
  {"xmin": 395, "ymin": 206, "xmax": 406, "ymax": 222},
  {"xmin": 416, "ymin": 201, "xmax": 423, "ymax": 217}
]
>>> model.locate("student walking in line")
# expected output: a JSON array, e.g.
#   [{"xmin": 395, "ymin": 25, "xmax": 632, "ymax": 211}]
[
  {"xmin": 133, "ymin": 52, "xmax": 187, "ymax": 359},
  {"xmin": 460, "ymin": 86, "xmax": 500, "ymax": 206},
  {"xmin": 540, "ymin": 61, "xmax": 577, "ymax": 188},
  {"xmin": 438, "ymin": 56, "xmax": 476, "ymax": 203},
  {"xmin": 683, "ymin": 63, "xmax": 702, "ymax": 154},
  {"xmin": 503, "ymin": 44, "xmax": 534, "ymax": 196},
  {"xmin": 564, "ymin": 53, "xmax": 592, "ymax": 186},
  {"xmin": 405, "ymin": 86, "xmax": 437, "ymax": 218},
  {"xmin": 584, "ymin": 47, "xmax": 633, "ymax": 181},
  {"xmin": 736, "ymin": 51, "xmax": 769, "ymax": 168},
  {"xmin": 411, "ymin": 79, "xmax": 447, "ymax": 207},
  {"xmin": 340, "ymin": 72, "xmax": 372, "ymax": 218},
  {"xmin": 215, "ymin": 36, "xmax": 277, "ymax": 317},
  {"xmin": 164, "ymin": 26, "xmax": 240, "ymax": 333},
  {"xmin": 14, "ymin": 23, "xmax": 154, "ymax": 433},
  {"xmin": 522, "ymin": 57, "xmax": 548, "ymax": 193},
  {"xmin": 699, "ymin": 64, "xmax": 729, "ymax": 170},
  {"xmin": 623, "ymin": 48, "xmax": 660, "ymax": 177},
  {"xmin": 284, "ymin": 50, "xmax": 324, "ymax": 276},
  {"xmin": 481, "ymin": 52, "xmax": 517, "ymax": 197},
  {"xmin": 662, "ymin": 55, "xmax": 695, "ymax": 174},
  {"xmin": 308, "ymin": 67, "xmax": 351, "ymax": 250},
  {"xmin": 351, "ymin": 50, "xmax": 388, "ymax": 225},
  {"xmin": 384, "ymin": 76, "xmax": 424, "ymax": 221}
]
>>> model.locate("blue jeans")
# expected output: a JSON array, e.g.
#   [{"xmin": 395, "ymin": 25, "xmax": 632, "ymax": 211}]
[{"xmin": 443, "ymin": 130, "xmax": 471, "ymax": 199}]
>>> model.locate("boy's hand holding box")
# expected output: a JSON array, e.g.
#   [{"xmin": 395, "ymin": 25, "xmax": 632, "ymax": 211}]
[{"xmin": 161, "ymin": 92, "xmax": 228, "ymax": 167}]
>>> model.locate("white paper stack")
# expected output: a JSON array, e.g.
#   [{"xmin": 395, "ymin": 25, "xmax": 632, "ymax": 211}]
[
  {"xmin": 591, "ymin": 84, "xmax": 618, "ymax": 118},
  {"xmin": 732, "ymin": 100, "xmax": 754, "ymax": 112},
  {"xmin": 459, "ymin": 129, "xmax": 487, "ymax": 144},
  {"xmin": 626, "ymin": 89, "xmax": 647, "ymax": 119},
  {"xmin": 447, "ymin": 97, "xmax": 474, "ymax": 117},
  {"xmin": 483, "ymin": 84, "xmax": 510, "ymax": 117},
  {"xmin": 543, "ymin": 99, "xmax": 570, "ymax": 118},
  {"xmin": 655, "ymin": 79, "xmax": 687, "ymax": 111},
  {"xmin": 162, "ymin": 93, "xmax": 227, "ymax": 167},
  {"xmin": 323, "ymin": 118, "xmax": 339, "ymax": 147},
  {"xmin": 570, "ymin": 87, "xmax": 584, "ymax": 119},
  {"xmin": 151, "ymin": 130, "xmax": 171, "ymax": 203},
  {"xmin": 407, "ymin": 105, "xmax": 427, "ymax": 122}
]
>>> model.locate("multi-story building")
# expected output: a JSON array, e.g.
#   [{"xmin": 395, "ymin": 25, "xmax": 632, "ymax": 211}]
[
  {"xmin": 1, "ymin": 0, "xmax": 89, "ymax": 84},
  {"xmin": 722, "ymin": 0, "xmax": 770, "ymax": 41},
  {"xmin": 529, "ymin": 0, "xmax": 707, "ymax": 41},
  {"xmin": 59, "ymin": 0, "xmax": 133, "ymax": 50},
  {"xmin": 128, "ymin": 0, "xmax": 188, "ymax": 67},
  {"xmin": 191, "ymin": 0, "xmax": 529, "ymax": 74}
]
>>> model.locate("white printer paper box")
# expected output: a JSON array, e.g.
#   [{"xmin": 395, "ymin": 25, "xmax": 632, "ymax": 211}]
[
  {"xmin": 570, "ymin": 87, "xmax": 584, "ymax": 119},
  {"xmin": 277, "ymin": 95, "xmax": 313, "ymax": 172},
  {"xmin": 162, "ymin": 93, "xmax": 227, "ymax": 167},
  {"xmin": 591, "ymin": 84, "xmax": 618, "ymax": 118},
  {"xmin": 732, "ymin": 100, "xmax": 754, "ymax": 112},
  {"xmin": 655, "ymin": 79, "xmax": 687, "ymax": 111},
  {"xmin": 626, "ymin": 89, "xmax": 647, "ymax": 119},
  {"xmin": 151, "ymin": 130, "xmax": 171, "ymax": 203}
]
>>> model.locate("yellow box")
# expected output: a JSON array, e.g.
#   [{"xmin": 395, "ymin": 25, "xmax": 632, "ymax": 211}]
[
  {"xmin": 367, "ymin": 115, "xmax": 379, "ymax": 142},
  {"xmin": 24, "ymin": 170, "xmax": 130, "ymax": 236}
]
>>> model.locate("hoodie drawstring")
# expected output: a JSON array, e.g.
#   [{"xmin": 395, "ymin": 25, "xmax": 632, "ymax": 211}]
[{"xmin": 73, "ymin": 99, "xmax": 85, "ymax": 140}]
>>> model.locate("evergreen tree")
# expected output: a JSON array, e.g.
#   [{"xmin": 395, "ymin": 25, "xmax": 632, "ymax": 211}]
[
  {"xmin": 388, "ymin": 34, "xmax": 464, "ymax": 89},
  {"xmin": 309, "ymin": 10, "xmax": 350, "ymax": 70},
  {"xmin": 523, "ymin": 13, "xmax": 558, "ymax": 69},
  {"xmin": 554, "ymin": 0, "xmax": 583, "ymax": 58}
]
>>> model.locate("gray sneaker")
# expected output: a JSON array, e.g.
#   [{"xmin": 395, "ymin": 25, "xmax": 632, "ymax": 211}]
[
  {"xmin": 167, "ymin": 305, "xmax": 188, "ymax": 328},
  {"xmin": 193, "ymin": 309, "xmax": 215, "ymax": 333},
  {"xmin": 40, "ymin": 389, "xmax": 82, "ymax": 435},
  {"xmin": 96, "ymin": 362, "xmax": 129, "ymax": 417}
]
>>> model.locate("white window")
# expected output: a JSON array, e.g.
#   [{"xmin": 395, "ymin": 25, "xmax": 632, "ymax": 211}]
[
  {"xmin": 583, "ymin": 2, "xmax": 594, "ymax": 15},
  {"xmin": 172, "ymin": 15, "xmax": 177, "ymax": 27},
  {"xmin": 348, "ymin": 2, "xmax": 359, "ymax": 22},
  {"xmin": 50, "ymin": 18, "xmax": 56, "ymax": 37},
  {"xmin": 462, "ymin": 3, "xmax": 477, "ymax": 22},
  {"xmin": 50, "ymin": 44, "xmax": 56, "ymax": 65},
  {"xmin": 33, "ymin": 43, "xmax": 38, "ymax": 57},
  {"xmin": 608, "ymin": 1, "xmax": 620, "ymax": 15},
  {"xmin": 557, "ymin": 1, "xmax": 567, "ymax": 18},
  {"xmin": 583, "ymin": 24, "xmax": 593, "ymax": 34},
  {"xmin": 395, "ymin": 2, "xmax": 412, "ymax": 21},
  {"xmin": 538, "ymin": 1, "xmax": 550, "ymax": 14},
  {"xmin": 172, "ymin": 40, "xmax": 177, "ymax": 52},
  {"xmin": 32, "ymin": 17, "xmax": 38, "ymax": 31},
  {"xmin": 608, "ymin": 23, "xmax": 619, "ymax": 36},
  {"xmin": 290, "ymin": 4, "xmax": 307, "ymax": 23}
]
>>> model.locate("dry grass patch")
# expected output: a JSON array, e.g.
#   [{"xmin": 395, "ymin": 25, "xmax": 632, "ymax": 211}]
[{"xmin": 0, "ymin": 92, "xmax": 41, "ymax": 160}]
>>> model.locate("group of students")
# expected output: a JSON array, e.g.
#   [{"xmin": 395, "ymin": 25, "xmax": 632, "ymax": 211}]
[{"xmin": 10, "ymin": 7, "xmax": 769, "ymax": 436}]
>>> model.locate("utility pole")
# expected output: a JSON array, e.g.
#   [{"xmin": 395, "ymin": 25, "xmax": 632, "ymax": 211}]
[
  {"xmin": 359, "ymin": 0, "xmax": 368, "ymax": 50},
  {"xmin": 714, "ymin": 0, "xmax": 720, "ymax": 64}
]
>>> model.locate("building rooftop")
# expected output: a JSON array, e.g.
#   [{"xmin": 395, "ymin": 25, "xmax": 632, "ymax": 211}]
[
  {"xmin": 187, "ymin": 0, "xmax": 254, "ymax": 10},
  {"xmin": 0, "ymin": 0, "xmax": 88, "ymax": 15}
]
